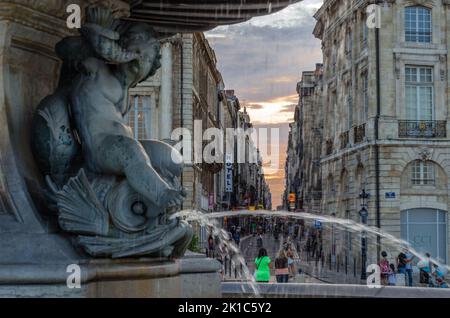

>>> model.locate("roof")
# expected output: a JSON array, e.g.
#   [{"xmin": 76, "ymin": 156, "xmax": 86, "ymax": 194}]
[{"xmin": 127, "ymin": 0, "xmax": 302, "ymax": 33}]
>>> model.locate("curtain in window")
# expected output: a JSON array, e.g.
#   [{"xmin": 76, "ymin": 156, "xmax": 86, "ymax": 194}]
[{"xmin": 405, "ymin": 66, "xmax": 434, "ymax": 120}]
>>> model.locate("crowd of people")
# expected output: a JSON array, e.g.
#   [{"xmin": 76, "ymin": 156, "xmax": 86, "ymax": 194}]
[
  {"xmin": 379, "ymin": 248, "xmax": 448, "ymax": 288},
  {"xmin": 254, "ymin": 239, "xmax": 300, "ymax": 283}
]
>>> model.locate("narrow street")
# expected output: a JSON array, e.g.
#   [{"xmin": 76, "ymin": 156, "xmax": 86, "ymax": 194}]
[{"xmin": 234, "ymin": 233, "xmax": 327, "ymax": 284}]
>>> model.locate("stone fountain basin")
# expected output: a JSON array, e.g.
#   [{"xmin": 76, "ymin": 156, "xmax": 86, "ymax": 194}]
[{"xmin": 0, "ymin": 253, "xmax": 221, "ymax": 298}]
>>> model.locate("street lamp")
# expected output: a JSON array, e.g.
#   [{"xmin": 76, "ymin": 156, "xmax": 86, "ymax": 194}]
[{"xmin": 359, "ymin": 189, "xmax": 370, "ymax": 280}]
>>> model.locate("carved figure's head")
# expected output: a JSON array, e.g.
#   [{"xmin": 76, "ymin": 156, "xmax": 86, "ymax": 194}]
[{"xmin": 119, "ymin": 23, "xmax": 162, "ymax": 85}]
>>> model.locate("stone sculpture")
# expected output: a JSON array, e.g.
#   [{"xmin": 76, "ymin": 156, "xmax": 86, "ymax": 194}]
[{"xmin": 31, "ymin": 6, "xmax": 192, "ymax": 259}]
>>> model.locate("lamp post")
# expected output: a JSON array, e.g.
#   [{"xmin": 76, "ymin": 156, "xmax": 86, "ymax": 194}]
[{"xmin": 359, "ymin": 189, "xmax": 370, "ymax": 280}]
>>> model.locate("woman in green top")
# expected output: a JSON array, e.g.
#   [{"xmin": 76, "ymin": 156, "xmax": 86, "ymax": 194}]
[{"xmin": 255, "ymin": 248, "xmax": 272, "ymax": 283}]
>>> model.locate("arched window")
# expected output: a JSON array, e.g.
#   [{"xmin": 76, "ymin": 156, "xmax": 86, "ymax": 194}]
[
  {"xmin": 405, "ymin": 6, "xmax": 432, "ymax": 43},
  {"xmin": 411, "ymin": 160, "xmax": 435, "ymax": 185},
  {"xmin": 401, "ymin": 209, "xmax": 447, "ymax": 263}
]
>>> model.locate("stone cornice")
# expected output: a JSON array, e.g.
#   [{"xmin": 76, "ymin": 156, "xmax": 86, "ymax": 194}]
[
  {"xmin": 0, "ymin": 1, "xmax": 130, "ymax": 39},
  {"xmin": 0, "ymin": 0, "xmax": 130, "ymax": 19},
  {"xmin": 0, "ymin": 3, "xmax": 73, "ymax": 38}
]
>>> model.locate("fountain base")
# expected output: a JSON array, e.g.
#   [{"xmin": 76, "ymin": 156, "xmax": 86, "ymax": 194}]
[{"xmin": 0, "ymin": 252, "xmax": 222, "ymax": 298}]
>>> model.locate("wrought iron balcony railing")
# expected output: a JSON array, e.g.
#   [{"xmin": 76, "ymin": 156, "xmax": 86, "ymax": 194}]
[
  {"xmin": 398, "ymin": 120, "xmax": 447, "ymax": 138},
  {"xmin": 354, "ymin": 124, "xmax": 366, "ymax": 144}
]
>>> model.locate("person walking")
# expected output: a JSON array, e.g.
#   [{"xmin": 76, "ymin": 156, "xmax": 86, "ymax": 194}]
[
  {"xmin": 274, "ymin": 249, "xmax": 289, "ymax": 283},
  {"xmin": 403, "ymin": 248, "xmax": 415, "ymax": 286},
  {"xmin": 207, "ymin": 234, "xmax": 214, "ymax": 258},
  {"xmin": 286, "ymin": 247, "xmax": 296, "ymax": 279},
  {"xmin": 233, "ymin": 230, "xmax": 241, "ymax": 246},
  {"xmin": 254, "ymin": 248, "xmax": 272, "ymax": 283}
]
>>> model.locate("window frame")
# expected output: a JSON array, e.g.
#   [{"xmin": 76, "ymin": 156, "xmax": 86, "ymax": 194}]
[
  {"xmin": 411, "ymin": 160, "xmax": 435, "ymax": 186},
  {"xmin": 404, "ymin": 6, "xmax": 432, "ymax": 43},
  {"xmin": 405, "ymin": 65, "xmax": 434, "ymax": 121}
]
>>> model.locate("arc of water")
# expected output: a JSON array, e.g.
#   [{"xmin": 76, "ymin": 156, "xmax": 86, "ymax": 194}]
[{"xmin": 174, "ymin": 209, "xmax": 450, "ymax": 275}]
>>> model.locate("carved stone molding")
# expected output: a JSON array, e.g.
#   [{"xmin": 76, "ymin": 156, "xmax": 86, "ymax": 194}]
[
  {"xmin": 0, "ymin": 0, "xmax": 131, "ymax": 40},
  {"xmin": 0, "ymin": 0, "xmax": 130, "ymax": 19},
  {"xmin": 417, "ymin": 147, "xmax": 434, "ymax": 161},
  {"xmin": 0, "ymin": 2, "xmax": 72, "ymax": 38}
]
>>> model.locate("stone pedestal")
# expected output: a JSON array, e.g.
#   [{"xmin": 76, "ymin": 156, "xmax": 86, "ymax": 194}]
[
  {"xmin": 0, "ymin": 253, "xmax": 221, "ymax": 298},
  {"xmin": 0, "ymin": 1, "xmax": 221, "ymax": 298}
]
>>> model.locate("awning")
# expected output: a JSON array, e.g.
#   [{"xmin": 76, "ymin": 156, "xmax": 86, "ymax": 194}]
[{"xmin": 128, "ymin": 0, "xmax": 302, "ymax": 32}]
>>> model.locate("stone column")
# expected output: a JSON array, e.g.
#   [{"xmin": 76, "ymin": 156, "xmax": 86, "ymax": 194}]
[{"xmin": 158, "ymin": 41, "xmax": 173, "ymax": 141}]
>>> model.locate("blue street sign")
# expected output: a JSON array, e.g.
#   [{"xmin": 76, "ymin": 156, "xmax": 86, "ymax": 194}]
[
  {"xmin": 385, "ymin": 192, "xmax": 396, "ymax": 199},
  {"xmin": 314, "ymin": 220, "xmax": 322, "ymax": 229}
]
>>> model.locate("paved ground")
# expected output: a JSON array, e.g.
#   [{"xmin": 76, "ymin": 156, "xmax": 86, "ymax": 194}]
[
  {"xmin": 223, "ymin": 234, "xmax": 449, "ymax": 289},
  {"xmin": 235, "ymin": 233, "xmax": 324, "ymax": 284}
]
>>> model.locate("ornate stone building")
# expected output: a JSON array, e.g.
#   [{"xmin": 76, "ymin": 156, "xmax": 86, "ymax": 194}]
[
  {"xmin": 284, "ymin": 64, "xmax": 324, "ymax": 212},
  {"xmin": 225, "ymin": 91, "xmax": 272, "ymax": 211},
  {"xmin": 311, "ymin": 0, "xmax": 450, "ymax": 265}
]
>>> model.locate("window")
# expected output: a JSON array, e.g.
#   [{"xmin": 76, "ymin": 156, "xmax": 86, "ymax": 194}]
[
  {"xmin": 345, "ymin": 29, "xmax": 353, "ymax": 59},
  {"xmin": 331, "ymin": 44, "xmax": 337, "ymax": 74},
  {"xmin": 327, "ymin": 175, "xmax": 335, "ymax": 196},
  {"xmin": 362, "ymin": 73, "xmax": 369, "ymax": 122},
  {"xmin": 411, "ymin": 160, "xmax": 435, "ymax": 185},
  {"xmin": 405, "ymin": 6, "xmax": 432, "ymax": 43},
  {"xmin": 347, "ymin": 83, "xmax": 353, "ymax": 129},
  {"xmin": 341, "ymin": 171, "xmax": 350, "ymax": 194},
  {"xmin": 405, "ymin": 66, "xmax": 433, "ymax": 120},
  {"xmin": 127, "ymin": 96, "xmax": 152, "ymax": 140},
  {"xmin": 361, "ymin": 13, "xmax": 368, "ymax": 49}
]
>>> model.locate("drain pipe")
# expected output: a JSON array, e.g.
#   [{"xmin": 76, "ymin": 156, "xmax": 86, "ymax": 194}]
[
  {"xmin": 375, "ymin": 25, "xmax": 381, "ymax": 261},
  {"xmin": 180, "ymin": 35, "xmax": 184, "ymax": 210}
]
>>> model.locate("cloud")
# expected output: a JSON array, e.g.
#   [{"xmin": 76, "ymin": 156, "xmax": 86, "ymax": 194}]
[
  {"xmin": 206, "ymin": 0, "xmax": 324, "ymax": 208},
  {"xmin": 246, "ymin": 103, "xmax": 264, "ymax": 110},
  {"xmin": 279, "ymin": 104, "xmax": 297, "ymax": 113},
  {"xmin": 206, "ymin": 0, "xmax": 323, "ymax": 103},
  {"xmin": 245, "ymin": 94, "xmax": 298, "ymax": 124}
]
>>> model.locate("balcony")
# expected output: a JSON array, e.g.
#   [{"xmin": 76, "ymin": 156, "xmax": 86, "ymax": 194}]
[
  {"xmin": 354, "ymin": 124, "xmax": 366, "ymax": 144},
  {"xmin": 340, "ymin": 131, "xmax": 349, "ymax": 149},
  {"xmin": 398, "ymin": 120, "xmax": 447, "ymax": 138}
]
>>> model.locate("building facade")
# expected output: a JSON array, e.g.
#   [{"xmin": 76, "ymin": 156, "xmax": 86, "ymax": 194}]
[
  {"xmin": 225, "ymin": 91, "xmax": 272, "ymax": 211},
  {"xmin": 310, "ymin": 0, "xmax": 450, "ymax": 265},
  {"xmin": 285, "ymin": 0, "xmax": 450, "ymax": 269},
  {"xmin": 284, "ymin": 64, "xmax": 324, "ymax": 213}
]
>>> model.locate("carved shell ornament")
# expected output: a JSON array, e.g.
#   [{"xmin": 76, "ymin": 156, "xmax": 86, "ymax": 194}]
[{"xmin": 418, "ymin": 147, "xmax": 433, "ymax": 162}]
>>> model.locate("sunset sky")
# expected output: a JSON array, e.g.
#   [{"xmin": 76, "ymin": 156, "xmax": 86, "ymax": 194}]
[{"xmin": 206, "ymin": 0, "xmax": 324, "ymax": 208}]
